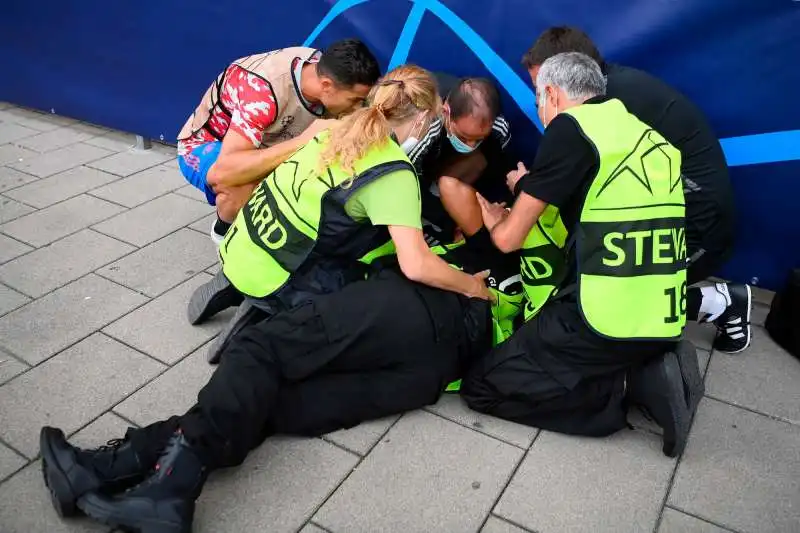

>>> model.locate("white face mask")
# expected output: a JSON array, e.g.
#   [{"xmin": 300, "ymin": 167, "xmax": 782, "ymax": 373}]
[{"xmin": 399, "ymin": 114, "xmax": 427, "ymax": 155}]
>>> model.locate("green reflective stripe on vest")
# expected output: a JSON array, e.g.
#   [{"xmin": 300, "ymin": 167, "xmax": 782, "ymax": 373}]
[
  {"xmin": 520, "ymin": 204, "xmax": 568, "ymax": 321},
  {"xmin": 221, "ymin": 134, "xmax": 413, "ymax": 298},
  {"xmin": 564, "ymin": 99, "xmax": 686, "ymax": 340}
]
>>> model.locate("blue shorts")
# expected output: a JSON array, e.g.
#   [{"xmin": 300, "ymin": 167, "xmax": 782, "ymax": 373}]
[{"xmin": 177, "ymin": 141, "xmax": 222, "ymax": 205}]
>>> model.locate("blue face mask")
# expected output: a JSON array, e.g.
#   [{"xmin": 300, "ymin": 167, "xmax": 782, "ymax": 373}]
[{"xmin": 447, "ymin": 132, "xmax": 481, "ymax": 154}]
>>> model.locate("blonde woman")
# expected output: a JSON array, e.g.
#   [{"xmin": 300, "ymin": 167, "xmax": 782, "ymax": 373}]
[{"xmin": 189, "ymin": 65, "xmax": 493, "ymax": 357}]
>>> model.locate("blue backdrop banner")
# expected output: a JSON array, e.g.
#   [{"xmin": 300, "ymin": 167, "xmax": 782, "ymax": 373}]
[{"xmin": 1, "ymin": 0, "xmax": 798, "ymax": 289}]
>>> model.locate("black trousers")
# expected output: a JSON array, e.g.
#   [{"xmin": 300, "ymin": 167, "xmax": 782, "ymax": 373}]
[
  {"xmin": 462, "ymin": 299, "xmax": 675, "ymax": 437},
  {"xmin": 127, "ymin": 271, "xmax": 485, "ymax": 470}
]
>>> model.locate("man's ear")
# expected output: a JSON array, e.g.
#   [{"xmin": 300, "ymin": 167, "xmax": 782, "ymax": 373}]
[{"xmin": 319, "ymin": 76, "xmax": 334, "ymax": 93}]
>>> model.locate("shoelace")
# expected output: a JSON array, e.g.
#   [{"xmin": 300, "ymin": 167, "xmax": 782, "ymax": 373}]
[{"xmin": 90, "ymin": 438, "xmax": 126, "ymax": 474}]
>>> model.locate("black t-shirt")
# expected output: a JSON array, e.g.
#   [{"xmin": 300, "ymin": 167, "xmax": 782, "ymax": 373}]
[
  {"xmin": 518, "ymin": 95, "xmax": 606, "ymax": 287},
  {"xmin": 604, "ymin": 63, "xmax": 735, "ymax": 249}
]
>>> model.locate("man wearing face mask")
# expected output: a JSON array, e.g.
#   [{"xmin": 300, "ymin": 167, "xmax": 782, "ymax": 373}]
[
  {"xmin": 405, "ymin": 75, "xmax": 515, "ymax": 256},
  {"xmin": 462, "ymin": 52, "xmax": 705, "ymax": 458}
]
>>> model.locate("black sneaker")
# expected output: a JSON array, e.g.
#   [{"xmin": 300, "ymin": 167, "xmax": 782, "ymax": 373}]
[
  {"xmin": 40, "ymin": 427, "xmax": 146, "ymax": 517},
  {"xmin": 186, "ymin": 270, "xmax": 243, "ymax": 325},
  {"xmin": 713, "ymin": 283, "xmax": 752, "ymax": 354},
  {"xmin": 628, "ymin": 351, "xmax": 691, "ymax": 458},
  {"xmin": 78, "ymin": 432, "xmax": 205, "ymax": 533}
]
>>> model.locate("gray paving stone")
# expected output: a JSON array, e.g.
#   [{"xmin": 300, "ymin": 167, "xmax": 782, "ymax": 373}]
[
  {"xmin": 104, "ymin": 273, "xmax": 232, "ymax": 364},
  {"xmin": 0, "ymin": 333, "xmax": 164, "ymax": 457},
  {"xmin": 751, "ymin": 301, "xmax": 770, "ymax": 328},
  {"xmin": 706, "ymin": 327, "xmax": 800, "ymax": 423},
  {"xmin": 0, "ymin": 461, "xmax": 108, "ymax": 532},
  {"xmin": 175, "ymin": 183, "xmax": 210, "ymax": 204},
  {"xmin": 189, "ymin": 213, "xmax": 217, "ymax": 235},
  {"xmin": 0, "ymin": 352, "xmax": 29, "ymax": 385},
  {"xmin": 0, "ymin": 274, "xmax": 148, "ymax": 364},
  {"xmin": 0, "ymin": 121, "xmax": 38, "ymax": 143},
  {"xmin": 16, "ymin": 125, "xmax": 101, "ymax": 153},
  {"xmin": 92, "ymin": 193, "xmax": 212, "ymax": 247},
  {"xmin": 427, "ymin": 394, "xmax": 538, "ymax": 449},
  {"xmin": 481, "ymin": 516, "xmax": 531, "ymax": 533},
  {"xmin": 669, "ymin": 398, "xmax": 800, "ymax": 533},
  {"xmin": 0, "ymin": 440, "xmax": 26, "ymax": 482},
  {"xmin": 0, "ymin": 283, "xmax": 30, "ymax": 315},
  {"xmin": 0, "ymin": 193, "xmax": 124, "ymax": 247},
  {"xmin": 90, "ymin": 163, "xmax": 185, "ymax": 207},
  {"xmin": 0, "ymin": 107, "xmax": 75, "ymax": 131},
  {"xmin": 658, "ymin": 508, "xmax": 733, "ymax": 533},
  {"xmin": 96, "ymin": 228, "xmax": 218, "ymax": 297},
  {"xmin": 0, "ymin": 229, "xmax": 135, "ymax": 298},
  {"xmin": 82, "ymin": 131, "xmax": 137, "ymax": 151},
  {"xmin": 684, "ymin": 321, "xmax": 715, "ymax": 351},
  {"xmin": 4, "ymin": 165, "xmax": 121, "ymax": 208},
  {"xmin": 8, "ymin": 142, "xmax": 112, "ymax": 178},
  {"xmin": 324, "ymin": 415, "xmax": 399, "ymax": 455},
  {"xmin": 0, "ymin": 195, "xmax": 35, "ymax": 223},
  {"xmin": 195, "ymin": 437, "xmax": 359, "ymax": 533},
  {"xmin": 0, "ymin": 166, "xmax": 38, "ymax": 193},
  {"xmin": 299, "ymin": 523, "xmax": 330, "ymax": 533},
  {"xmin": 87, "ymin": 147, "xmax": 173, "ymax": 177},
  {"xmin": 0, "ymin": 233, "xmax": 32, "ymax": 264},
  {"xmin": 0, "ymin": 143, "xmax": 38, "ymax": 165},
  {"xmin": 316, "ymin": 411, "xmax": 523, "ymax": 533},
  {"xmin": 495, "ymin": 429, "xmax": 675, "ymax": 533},
  {"xmin": 114, "ymin": 343, "xmax": 214, "ymax": 426},
  {"xmin": 70, "ymin": 412, "xmax": 135, "ymax": 448}
]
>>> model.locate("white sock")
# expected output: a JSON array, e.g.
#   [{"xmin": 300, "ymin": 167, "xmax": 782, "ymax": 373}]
[{"xmin": 699, "ymin": 283, "xmax": 731, "ymax": 322}]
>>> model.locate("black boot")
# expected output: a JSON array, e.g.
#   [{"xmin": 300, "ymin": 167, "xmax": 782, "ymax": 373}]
[
  {"xmin": 40, "ymin": 426, "xmax": 146, "ymax": 517},
  {"xmin": 78, "ymin": 431, "xmax": 206, "ymax": 533},
  {"xmin": 628, "ymin": 351, "xmax": 691, "ymax": 458}
]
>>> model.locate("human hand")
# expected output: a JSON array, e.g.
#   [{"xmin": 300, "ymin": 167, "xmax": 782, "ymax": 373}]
[
  {"xmin": 506, "ymin": 162, "xmax": 528, "ymax": 193},
  {"xmin": 468, "ymin": 270, "xmax": 497, "ymax": 302},
  {"xmin": 477, "ymin": 193, "xmax": 508, "ymax": 231}
]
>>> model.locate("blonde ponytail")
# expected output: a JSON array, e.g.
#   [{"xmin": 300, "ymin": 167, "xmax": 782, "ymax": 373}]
[{"xmin": 318, "ymin": 64, "xmax": 441, "ymax": 175}]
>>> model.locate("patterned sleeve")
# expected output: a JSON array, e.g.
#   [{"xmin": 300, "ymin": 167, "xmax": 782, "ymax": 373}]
[
  {"xmin": 407, "ymin": 118, "xmax": 444, "ymax": 182},
  {"xmin": 491, "ymin": 115, "xmax": 512, "ymax": 149},
  {"xmin": 225, "ymin": 66, "xmax": 278, "ymax": 147}
]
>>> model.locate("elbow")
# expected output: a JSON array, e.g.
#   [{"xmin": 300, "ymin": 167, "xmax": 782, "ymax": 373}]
[
  {"xmin": 491, "ymin": 231, "xmax": 519, "ymax": 253},
  {"xmin": 206, "ymin": 158, "xmax": 231, "ymax": 189},
  {"xmin": 398, "ymin": 254, "xmax": 426, "ymax": 283}
]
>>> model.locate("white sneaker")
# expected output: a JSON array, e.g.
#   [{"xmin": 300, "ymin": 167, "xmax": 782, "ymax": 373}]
[{"xmin": 209, "ymin": 219, "xmax": 225, "ymax": 245}]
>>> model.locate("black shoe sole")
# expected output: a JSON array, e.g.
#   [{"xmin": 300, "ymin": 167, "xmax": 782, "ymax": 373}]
[
  {"xmin": 78, "ymin": 492, "xmax": 189, "ymax": 533},
  {"xmin": 659, "ymin": 352, "xmax": 691, "ymax": 458},
  {"xmin": 675, "ymin": 340, "xmax": 705, "ymax": 417},
  {"xmin": 40, "ymin": 427, "xmax": 80, "ymax": 517},
  {"xmin": 186, "ymin": 271, "xmax": 243, "ymax": 326}
]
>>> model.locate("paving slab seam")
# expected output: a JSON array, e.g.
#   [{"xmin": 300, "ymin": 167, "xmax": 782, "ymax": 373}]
[
  {"xmin": 484, "ymin": 431, "xmax": 539, "ymax": 531},
  {"xmin": 651, "ymin": 393, "xmax": 720, "ymax": 533},
  {"xmin": 305, "ymin": 521, "xmax": 334, "ymax": 533},
  {"xmin": 0, "ymin": 435, "xmax": 30, "ymax": 483},
  {"xmin": 16, "ymin": 142, "xmax": 123, "ymax": 179},
  {"xmin": 85, "ymin": 151, "xmax": 175, "ymax": 179},
  {"xmin": 1, "ymin": 191, "xmax": 40, "ymax": 211},
  {"xmin": 489, "ymin": 513, "xmax": 538, "ymax": 533},
  {"xmin": 0, "ymin": 233, "xmax": 35, "ymax": 266},
  {"xmin": 703, "ymin": 394, "xmax": 799, "ymax": 427},
  {"xmin": 0, "ymin": 281, "xmax": 30, "ymax": 317},
  {"xmin": 0, "ymin": 283, "xmax": 155, "ymax": 367},
  {"xmin": 89, "ymin": 202, "xmax": 214, "ymax": 249},
  {"xmin": 0, "ymin": 195, "xmax": 140, "ymax": 249},
  {"xmin": 98, "ymin": 329, "xmax": 188, "ymax": 368},
  {"xmin": 307, "ymin": 414, "xmax": 405, "ymax": 528},
  {"xmin": 0, "ymin": 164, "xmax": 42, "ymax": 186},
  {"xmin": 665, "ymin": 505, "xmax": 744, "ymax": 533},
  {"xmin": 422, "ymin": 403, "xmax": 534, "ymax": 450},
  {"xmin": 108, "ymin": 410, "xmax": 142, "ymax": 430}
]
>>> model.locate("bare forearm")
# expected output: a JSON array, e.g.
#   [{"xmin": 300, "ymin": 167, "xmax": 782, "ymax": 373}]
[
  {"xmin": 211, "ymin": 139, "xmax": 303, "ymax": 187},
  {"xmin": 408, "ymin": 251, "xmax": 481, "ymax": 298}
]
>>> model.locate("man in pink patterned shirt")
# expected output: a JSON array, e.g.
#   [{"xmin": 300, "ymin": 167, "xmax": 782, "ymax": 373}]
[{"xmin": 176, "ymin": 40, "xmax": 380, "ymax": 242}]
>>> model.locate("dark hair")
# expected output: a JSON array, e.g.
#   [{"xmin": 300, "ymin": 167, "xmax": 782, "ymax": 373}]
[
  {"xmin": 521, "ymin": 27, "xmax": 603, "ymax": 69},
  {"xmin": 317, "ymin": 38, "xmax": 381, "ymax": 88},
  {"xmin": 446, "ymin": 77, "xmax": 501, "ymax": 121}
]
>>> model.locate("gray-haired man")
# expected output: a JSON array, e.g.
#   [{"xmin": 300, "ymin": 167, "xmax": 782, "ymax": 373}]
[{"xmin": 461, "ymin": 52, "xmax": 705, "ymax": 458}]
